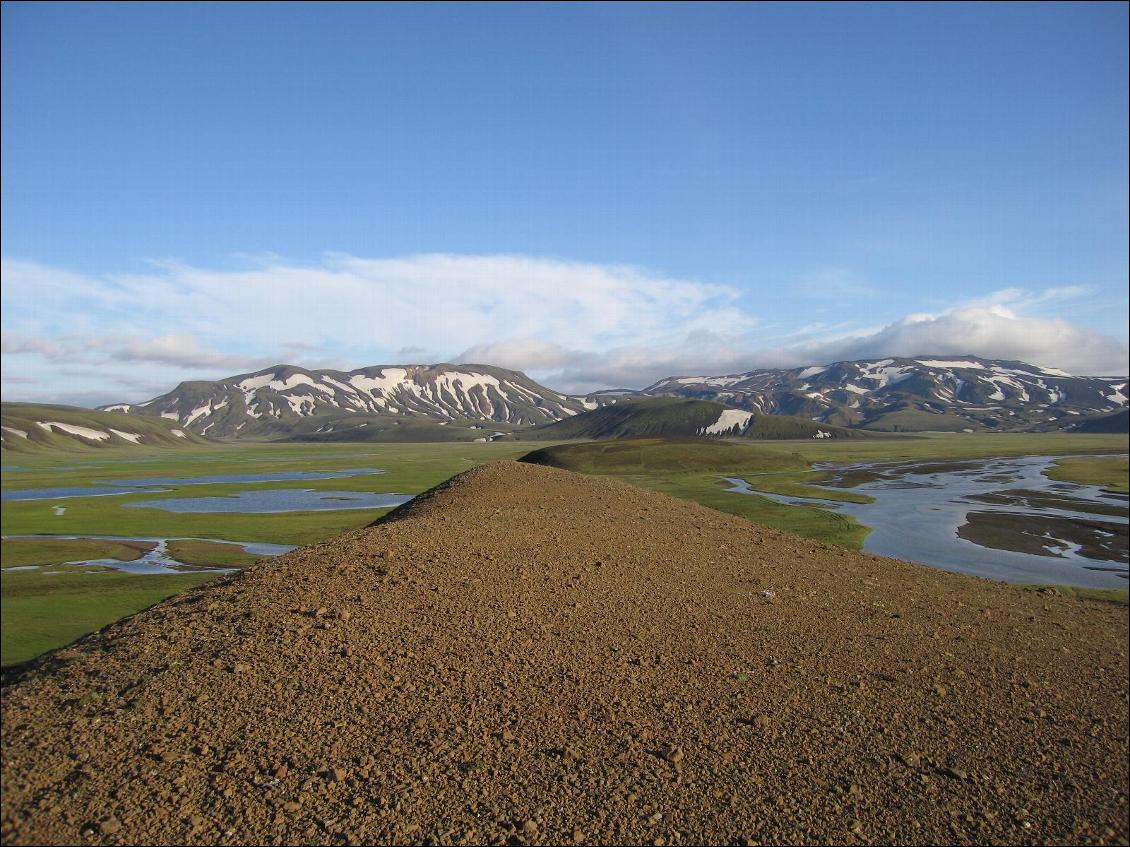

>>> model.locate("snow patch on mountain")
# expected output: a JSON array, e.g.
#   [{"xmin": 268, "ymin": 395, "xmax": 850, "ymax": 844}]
[
  {"xmin": 108, "ymin": 428, "xmax": 143, "ymax": 444},
  {"xmin": 349, "ymin": 370, "xmax": 409, "ymax": 396},
  {"xmin": 699, "ymin": 409, "xmax": 755, "ymax": 436},
  {"xmin": 36, "ymin": 422, "xmax": 110, "ymax": 441},
  {"xmin": 859, "ymin": 363, "xmax": 911, "ymax": 388},
  {"xmin": 916, "ymin": 359, "xmax": 985, "ymax": 369}
]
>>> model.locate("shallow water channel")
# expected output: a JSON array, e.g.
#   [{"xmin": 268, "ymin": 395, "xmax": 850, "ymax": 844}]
[
  {"xmin": 122, "ymin": 488, "xmax": 413, "ymax": 513},
  {"xmin": 724, "ymin": 454, "xmax": 1128, "ymax": 589},
  {"xmin": 3, "ymin": 534, "xmax": 295, "ymax": 575}
]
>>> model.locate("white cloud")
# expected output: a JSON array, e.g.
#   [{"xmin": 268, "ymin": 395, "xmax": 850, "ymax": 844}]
[
  {"xmin": 1, "ymin": 254, "xmax": 759, "ymax": 400},
  {"xmin": 2, "ymin": 331, "xmax": 76, "ymax": 361},
  {"xmin": 2, "ymin": 252, "xmax": 752, "ymax": 357},
  {"xmin": 959, "ymin": 285, "xmax": 1098, "ymax": 311},
  {"xmin": 459, "ymin": 333, "xmax": 764, "ymax": 393},
  {"xmin": 1, "ymin": 255, "xmax": 1126, "ymax": 403},
  {"xmin": 112, "ymin": 334, "xmax": 272, "ymax": 371},
  {"xmin": 458, "ymin": 338, "xmax": 580, "ymax": 372},
  {"xmin": 460, "ymin": 302, "xmax": 1128, "ymax": 392},
  {"xmin": 774, "ymin": 304, "xmax": 1128, "ymax": 376}
]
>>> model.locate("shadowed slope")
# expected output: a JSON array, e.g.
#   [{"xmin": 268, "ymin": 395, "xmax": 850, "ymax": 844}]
[
  {"xmin": 2, "ymin": 461, "xmax": 1127, "ymax": 845},
  {"xmin": 519, "ymin": 437, "xmax": 808, "ymax": 473},
  {"xmin": 522, "ymin": 397, "xmax": 869, "ymax": 441},
  {"xmin": 1068, "ymin": 408, "xmax": 1130, "ymax": 434}
]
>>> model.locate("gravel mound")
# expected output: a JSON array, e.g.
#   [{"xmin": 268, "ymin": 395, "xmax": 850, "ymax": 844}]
[{"xmin": 2, "ymin": 461, "xmax": 1127, "ymax": 845}]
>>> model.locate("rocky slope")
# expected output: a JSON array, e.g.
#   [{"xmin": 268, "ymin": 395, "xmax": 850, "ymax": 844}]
[
  {"xmin": 2, "ymin": 462, "xmax": 1126, "ymax": 845},
  {"xmin": 645, "ymin": 356, "xmax": 1129, "ymax": 432},
  {"xmin": 0, "ymin": 403, "xmax": 210, "ymax": 453},
  {"xmin": 103, "ymin": 363, "xmax": 590, "ymax": 439}
]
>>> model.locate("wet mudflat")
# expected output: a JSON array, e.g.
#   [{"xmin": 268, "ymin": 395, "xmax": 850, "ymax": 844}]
[{"xmin": 958, "ymin": 512, "xmax": 1126, "ymax": 564}]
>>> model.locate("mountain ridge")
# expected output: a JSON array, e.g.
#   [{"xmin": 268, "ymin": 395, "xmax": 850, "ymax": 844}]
[
  {"xmin": 521, "ymin": 397, "xmax": 871, "ymax": 441},
  {"xmin": 95, "ymin": 355, "xmax": 1128, "ymax": 438},
  {"xmin": 101, "ymin": 363, "xmax": 593, "ymax": 441},
  {"xmin": 642, "ymin": 355, "xmax": 1128, "ymax": 432}
]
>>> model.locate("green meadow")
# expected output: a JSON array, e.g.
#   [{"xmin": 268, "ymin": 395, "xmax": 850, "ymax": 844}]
[
  {"xmin": 2, "ymin": 432, "xmax": 1126, "ymax": 666},
  {"xmin": 1, "ymin": 569, "xmax": 217, "ymax": 668},
  {"xmin": 1046, "ymin": 454, "xmax": 1129, "ymax": 492}
]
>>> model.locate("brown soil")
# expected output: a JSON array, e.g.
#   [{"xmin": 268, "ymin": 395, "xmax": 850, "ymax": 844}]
[{"xmin": 2, "ymin": 461, "xmax": 1127, "ymax": 846}]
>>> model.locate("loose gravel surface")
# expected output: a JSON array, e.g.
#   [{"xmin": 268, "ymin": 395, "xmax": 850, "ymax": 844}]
[{"xmin": 2, "ymin": 461, "xmax": 1127, "ymax": 846}]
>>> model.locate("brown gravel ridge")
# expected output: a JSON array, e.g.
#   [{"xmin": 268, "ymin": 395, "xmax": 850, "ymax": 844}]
[{"xmin": 2, "ymin": 460, "xmax": 1127, "ymax": 845}]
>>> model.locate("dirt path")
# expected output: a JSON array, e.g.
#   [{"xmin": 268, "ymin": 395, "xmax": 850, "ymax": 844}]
[{"xmin": 2, "ymin": 461, "xmax": 1127, "ymax": 845}]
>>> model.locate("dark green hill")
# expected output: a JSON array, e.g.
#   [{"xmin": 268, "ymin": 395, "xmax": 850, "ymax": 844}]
[
  {"xmin": 523, "ymin": 397, "xmax": 869, "ymax": 441},
  {"xmin": 1067, "ymin": 409, "xmax": 1129, "ymax": 434},
  {"xmin": 525, "ymin": 398, "xmax": 723, "ymax": 439},
  {"xmin": 741, "ymin": 415, "xmax": 871, "ymax": 439},
  {"xmin": 520, "ymin": 438, "xmax": 807, "ymax": 474}
]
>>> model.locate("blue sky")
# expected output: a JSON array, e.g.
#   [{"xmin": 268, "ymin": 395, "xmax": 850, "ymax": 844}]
[{"xmin": 2, "ymin": 2, "xmax": 1127, "ymax": 404}]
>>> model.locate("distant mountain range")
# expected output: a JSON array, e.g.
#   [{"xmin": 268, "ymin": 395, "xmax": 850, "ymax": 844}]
[
  {"xmin": 644, "ymin": 356, "xmax": 1128, "ymax": 433},
  {"xmin": 92, "ymin": 356, "xmax": 1127, "ymax": 440}
]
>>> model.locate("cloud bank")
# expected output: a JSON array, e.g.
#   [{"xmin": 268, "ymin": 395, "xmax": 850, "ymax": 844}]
[{"xmin": 1, "ymin": 254, "xmax": 1126, "ymax": 404}]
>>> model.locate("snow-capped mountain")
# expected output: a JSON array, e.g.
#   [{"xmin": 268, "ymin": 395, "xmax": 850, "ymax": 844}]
[
  {"xmin": 105, "ymin": 363, "xmax": 591, "ymax": 439},
  {"xmin": 102, "ymin": 356, "xmax": 1128, "ymax": 439},
  {"xmin": 643, "ymin": 357, "xmax": 1128, "ymax": 432}
]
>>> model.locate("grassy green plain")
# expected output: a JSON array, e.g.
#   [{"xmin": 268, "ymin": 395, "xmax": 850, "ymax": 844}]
[
  {"xmin": 2, "ymin": 432, "xmax": 1126, "ymax": 666},
  {"xmin": 1, "ymin": 569, "xmax": 215, "ymax": 667},
  {"xmin": 1047, "ymin": 455, "xmax": 1129, "ymax": 492},
  {"xmin": 1, "ymin": 538, "xmax": 152, "ymax": 568},
  {"xmin": 164, "ymin": 539, "xmax": 262, "ymax": 568}
]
